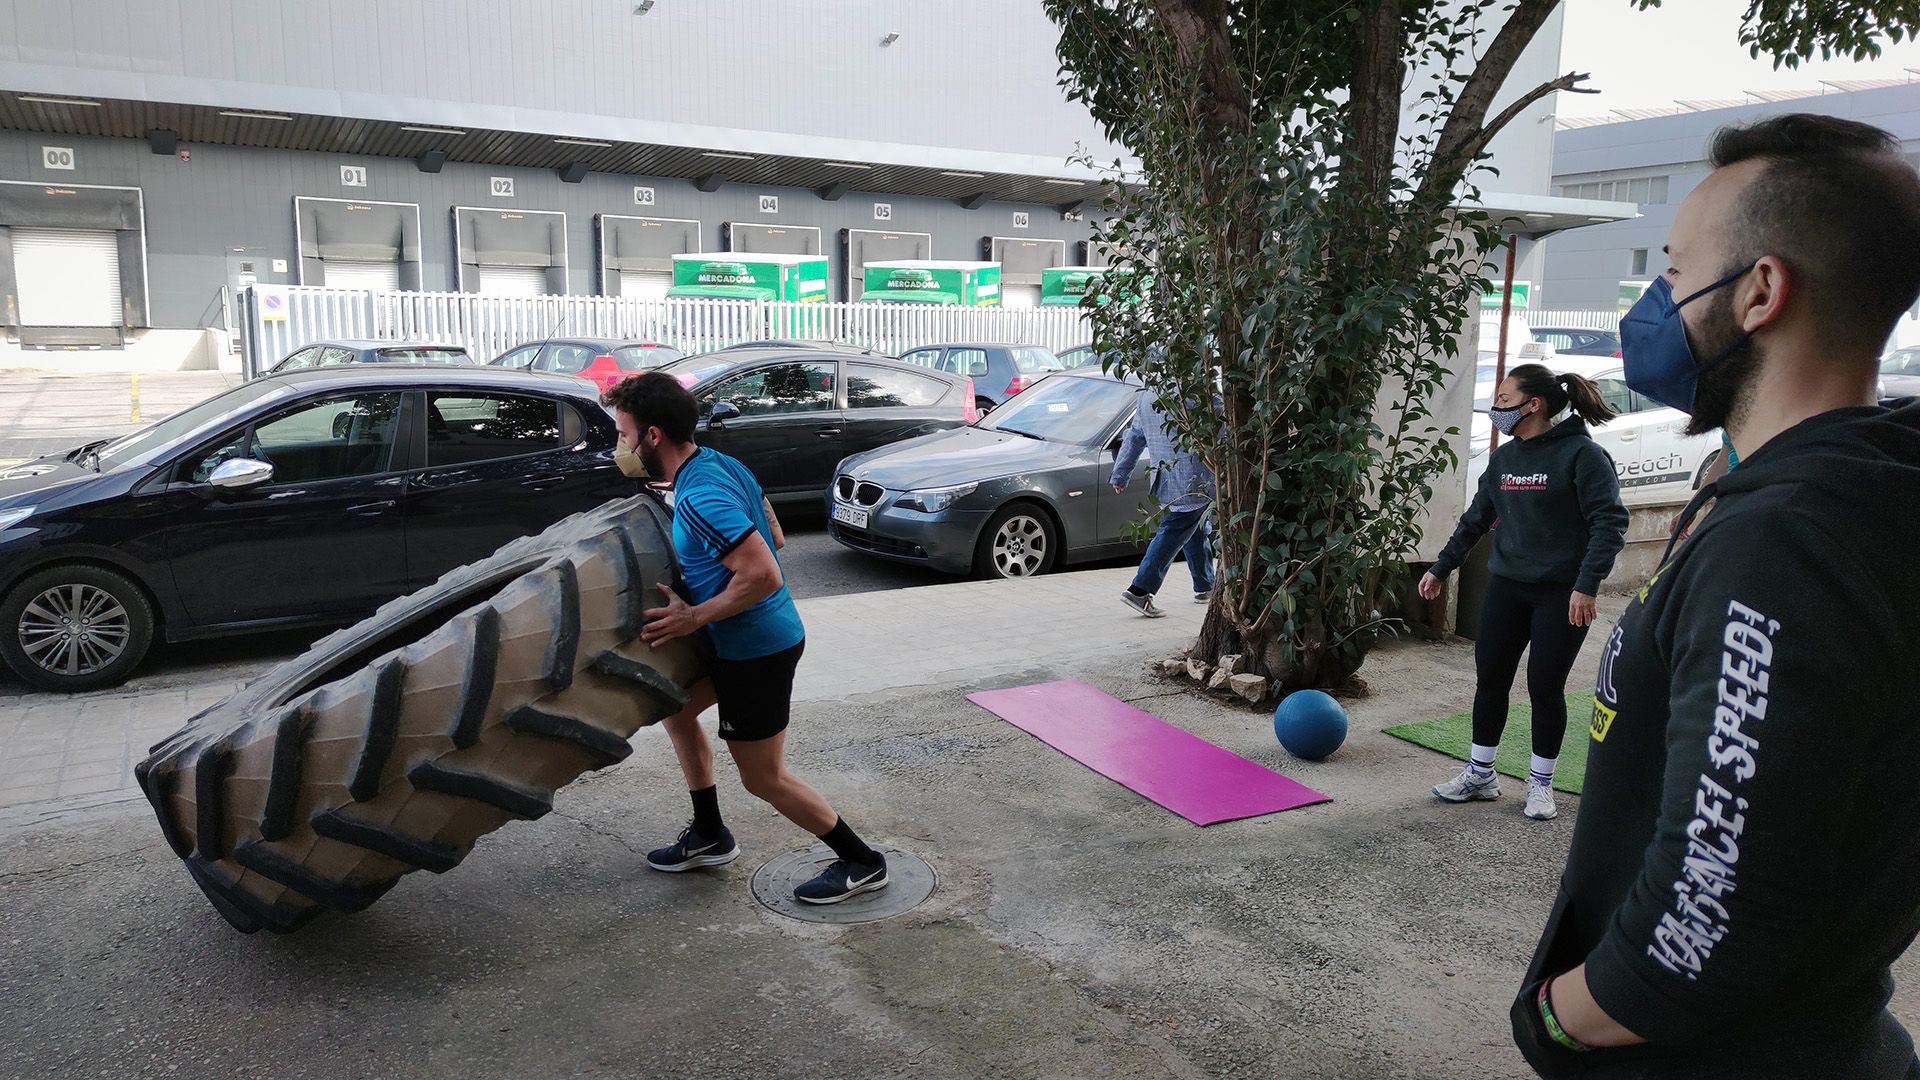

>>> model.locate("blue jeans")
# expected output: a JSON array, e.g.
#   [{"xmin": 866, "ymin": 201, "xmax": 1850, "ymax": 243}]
[{"xmin": 1131, "ymin": 504, "xmax": 1214, "ymax": 596}]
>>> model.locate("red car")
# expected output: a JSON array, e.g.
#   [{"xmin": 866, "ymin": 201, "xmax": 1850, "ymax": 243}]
[{"xmin": 489, "ymin": 338, "xmax": 686, "ymax": 394}]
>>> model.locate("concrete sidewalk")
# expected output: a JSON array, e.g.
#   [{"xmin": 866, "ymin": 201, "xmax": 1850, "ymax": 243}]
[
  {"xmin": 0, "ymin": 566, "xmax": 1201, "ymax": 811},
  {"xmin": 1, "ymin": 569, "xmax": 1914, "ymax": 1079},
  {"xmin": 0, "ymin": 369, "xmax": 239, "ymax": 462}
]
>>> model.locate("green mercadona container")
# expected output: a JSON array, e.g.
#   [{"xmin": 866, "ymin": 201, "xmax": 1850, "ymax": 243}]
[
  {"xmin": 1040, "ymin": 266, "xmax": 1138, "ymax": 306},
  {"xmin": 667, "ymin": 254, "xmax": 829, "ymax": 302},
  {"xmin": 862, "ymin": 261, "xmax": 1002, "ymax": 306}
]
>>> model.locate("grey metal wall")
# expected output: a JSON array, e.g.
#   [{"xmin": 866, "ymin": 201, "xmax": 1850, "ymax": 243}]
[
  {"xmin": 0, "ymin": 129, "xmax": 1103, "ymax": 328},
  {"xmin": 0, "ymin": 0, "xmax": 1126, "ymax": 176},
  {"xmin": 1545, "ymin": 83, "xmax": 1920, "ymax": 311}
]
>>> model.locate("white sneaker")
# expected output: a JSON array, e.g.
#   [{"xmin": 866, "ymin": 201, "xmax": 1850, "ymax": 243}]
[
  {"xmin": 1432, "ymin": 765, "xmax": 1501, "ymax": 802},
  {"xmin": 1524, "ymin": 780, "xmax": 1558, "ymax": 820},
  {"xmin": 1121, "ymin": 591, "xmax": 1166, "ymax": 618}
]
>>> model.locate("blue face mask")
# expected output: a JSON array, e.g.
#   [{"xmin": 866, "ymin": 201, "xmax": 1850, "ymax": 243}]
[{"xmin": 1619, "ymin": 263, "xmax": 1756, "ymax": 413}]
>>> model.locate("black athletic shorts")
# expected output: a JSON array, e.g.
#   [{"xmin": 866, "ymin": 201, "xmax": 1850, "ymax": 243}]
[{"xmin": 709, "ymin": 638, "xmax": 805, "ymax": 743}]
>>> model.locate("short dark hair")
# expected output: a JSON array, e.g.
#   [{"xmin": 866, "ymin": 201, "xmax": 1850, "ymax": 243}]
[
  {"xmin": 602, "ymin": 371, "xmax": 697, "ymax": 443},
  {"xmin": 1708, "ymin": 113, "xmax": 1920, "ymax": 352}
]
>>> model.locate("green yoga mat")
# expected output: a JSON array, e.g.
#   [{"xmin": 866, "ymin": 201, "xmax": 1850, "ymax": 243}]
[{"xmin": 1383, "ymin": 693, "xmax": 1592, "ymax": 795}]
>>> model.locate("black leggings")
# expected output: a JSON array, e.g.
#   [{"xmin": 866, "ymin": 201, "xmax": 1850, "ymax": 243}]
[{"xmin": 1472, "ymin": 574, "xmax": 1590, "ymax": 758}]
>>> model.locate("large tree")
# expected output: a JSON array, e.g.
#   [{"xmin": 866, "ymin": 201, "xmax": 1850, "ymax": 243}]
[{"xmin": 1046, "ymin": 0, "xmax": 1916, "ymax": 693}]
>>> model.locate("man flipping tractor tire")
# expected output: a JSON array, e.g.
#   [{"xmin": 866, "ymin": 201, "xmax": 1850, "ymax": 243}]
[
  {"xmin": 136, "ymin": 494, "xmax": 706, "ymax": 933},
  {"xmin": 606, "ymin": 371, "xmax": 891, "ymax": 905}
]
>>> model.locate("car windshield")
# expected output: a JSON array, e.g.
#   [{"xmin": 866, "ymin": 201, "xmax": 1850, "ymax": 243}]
[
  {"xmin": 1014, "ymin": 347, "xmax": 1063, "ymax": 374},
  {"xmin": 376, "ymin": 347, "xmax": 470, "ymax": 364},
  {"xmin": 91, "ymin": 379, "xmax": 297, "ymax": 471},
  {"xmin": 979, "ymin": 375, "xmax": 1136, "ymax": 445},
  {"xmin": 657, "ymin": 353, "xmax": 745, "ymax": 387},
  {"xmin": 615, "ymin": 345, "xmax": 681, "ymax": 371},
  {"xmin": 1880, "ymin": 350, "xmax": 1920, "ymax": 376}
]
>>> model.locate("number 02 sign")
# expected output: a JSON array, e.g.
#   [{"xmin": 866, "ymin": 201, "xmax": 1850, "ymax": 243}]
[{"xmin": 490, "ymin": 176, "xmax": 515, "ymax": 198}]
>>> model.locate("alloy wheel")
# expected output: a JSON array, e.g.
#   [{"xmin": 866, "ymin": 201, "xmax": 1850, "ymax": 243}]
[
  {"xmin": 18, "ymin": 583, "xmax": 132, "ymax": 677},
  {"xmin": 991, "ymin": 515, "xmax": 1049, "ymax": 577}
]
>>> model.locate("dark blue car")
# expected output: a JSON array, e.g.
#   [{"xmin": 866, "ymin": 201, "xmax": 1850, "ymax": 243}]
[{"xmin": 0, "ymin": 365, "xmax": 630, "ymax": 692}]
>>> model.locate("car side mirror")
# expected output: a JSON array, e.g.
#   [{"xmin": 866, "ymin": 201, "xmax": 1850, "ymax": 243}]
[
  {"xmin": 709, "ymin": 401, "xmax": 742, "ymax": 426},
  {"xmin": 209, "ymin": 458, "xmax": 273, "ymax": 492}
]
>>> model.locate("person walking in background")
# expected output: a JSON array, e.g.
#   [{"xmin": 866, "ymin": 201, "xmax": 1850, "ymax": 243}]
[
  {"xmin": 1112, "ymin": 382, "xmax": 1215, "ymax": 618},
  {"xmin": 1418, "ymin": 364, "xmax": 1628, "ymax": 821}
]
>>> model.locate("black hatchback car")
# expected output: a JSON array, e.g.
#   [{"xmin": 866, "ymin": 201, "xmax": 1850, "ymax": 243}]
[
  {"xmin": 657, "ymin": 348, "xmax": 975, "ymax": 502},
  {"xmin": 0, "ymin": 366, "xmax": 633, "ymax": 692}
]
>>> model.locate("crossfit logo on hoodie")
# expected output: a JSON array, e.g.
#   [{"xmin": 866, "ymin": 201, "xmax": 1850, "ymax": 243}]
[
  {"xmin": 1501, "ymin": 472, "xmax": 1550, "ymax": 491},
  {"xmin": 1648, "ymin": 599, "xmax": 1776, "ymax": 981}
]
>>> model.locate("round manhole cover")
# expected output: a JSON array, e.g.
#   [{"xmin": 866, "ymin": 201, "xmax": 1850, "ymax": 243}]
[{"xmin": 750, "ymin": 844, "xmax": 936, "ymax": 924}]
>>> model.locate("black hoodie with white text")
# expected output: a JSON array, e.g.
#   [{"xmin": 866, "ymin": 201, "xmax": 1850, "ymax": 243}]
[{"xmin": 1512, "ymin": 400, "xmax": 1920, "ymax": 1078}]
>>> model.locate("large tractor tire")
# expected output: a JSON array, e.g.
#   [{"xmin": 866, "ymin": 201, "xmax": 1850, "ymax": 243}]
[{"xmin": 135, "ymin": 494, "xmax": 707, "ymax": 934}]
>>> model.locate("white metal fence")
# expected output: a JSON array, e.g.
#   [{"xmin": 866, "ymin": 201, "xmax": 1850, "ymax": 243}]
[
  {"xmin": 1525, "ymin": 309, "xmax": 1622, "ymax": 331},
  {"xmin": 240, "ymin": 286, "xmax": 1092, "ymax": 378}
]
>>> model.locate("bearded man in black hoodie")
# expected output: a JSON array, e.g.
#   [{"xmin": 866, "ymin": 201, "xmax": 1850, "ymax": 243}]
[{"xmin": 1512, "ymin": 114, "xmax": 1920, "ymax": 1078}]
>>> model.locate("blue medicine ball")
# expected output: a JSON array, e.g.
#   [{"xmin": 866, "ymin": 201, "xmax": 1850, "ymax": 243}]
[{"xmin": 1273, "ymin": 690, "xmax": 1348, "ymax": 760}]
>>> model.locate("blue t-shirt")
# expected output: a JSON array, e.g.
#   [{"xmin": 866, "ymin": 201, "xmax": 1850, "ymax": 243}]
[{"xmin": 671, "ymin": 447, "xmax": 805, "ymax": 660}]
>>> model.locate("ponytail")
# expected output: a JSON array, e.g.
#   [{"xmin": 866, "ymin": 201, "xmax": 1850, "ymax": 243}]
[
  {"xmin": 1557, "ymin": 372, "xmax": 1618, "ymax": 426},
  {"xmin": 1506, "ymin": 363, "xmax": 1618, "ymax": 427}
]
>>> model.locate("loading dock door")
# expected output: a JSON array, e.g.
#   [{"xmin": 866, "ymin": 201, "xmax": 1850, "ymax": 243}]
[
  {"xmin": 619, "ymin": 269, "xmax": 672, "ymax": 300},
  {"xmin": 12, "ymin": 227, "xmax": 121, "ymax": 326},
  {"xmin": 322, "ymin": 258, "xmax": 401, "ymax": 291},
  {"xmin": 477, "ymin": 264, "xmax": 549, "ymax": 297},
  {"xmin": 988, "ymin": 236, "xmax": 1064, "ymax": 311}
]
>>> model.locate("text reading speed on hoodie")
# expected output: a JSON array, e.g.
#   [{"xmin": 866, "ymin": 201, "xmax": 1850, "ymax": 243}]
[{"xmin": 1506, "ymin": 115, "xmax": 1920, "ymax": 1080}]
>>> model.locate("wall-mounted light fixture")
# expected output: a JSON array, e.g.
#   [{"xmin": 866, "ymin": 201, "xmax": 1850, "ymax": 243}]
[{"xmin": 880, "ymin": 31, "xmax": 901, "ymax": 46}]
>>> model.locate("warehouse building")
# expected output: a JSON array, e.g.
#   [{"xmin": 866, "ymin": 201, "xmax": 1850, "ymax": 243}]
[
  {"xmin": 0, "ymin": 1, "xmax": 1137, "ymax": 365},
  {"xmin": 1543, "ymin": 78, "xmax": 1920, "ymax": 346}
]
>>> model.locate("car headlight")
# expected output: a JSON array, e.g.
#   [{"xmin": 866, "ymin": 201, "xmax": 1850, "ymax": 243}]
[
  {"xmin": 896, "ymin": 482, "xmax": 978, "ymax": 514},
  {"xmin": 0, "ymin": 506, "xmax": 35, "ymax": 532}
]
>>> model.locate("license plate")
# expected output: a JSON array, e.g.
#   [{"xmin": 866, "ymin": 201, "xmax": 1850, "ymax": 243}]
[{"xmin": 832, "ymin": 504, "xmax": 869, "ymax": 530}]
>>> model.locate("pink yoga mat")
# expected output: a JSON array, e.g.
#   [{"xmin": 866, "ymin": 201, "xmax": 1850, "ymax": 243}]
[{"xmin": 967, "ymin": 680, "xmax": 1330, "ymax": 826}]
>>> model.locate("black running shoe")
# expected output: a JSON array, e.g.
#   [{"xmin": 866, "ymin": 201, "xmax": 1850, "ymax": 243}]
[
  {"xmin": 646, "ymin": 824, "xmax": 740, "ymax": 872},
  {"xmin": 793, "ymin": 855, "xmax": 889, "ymax": 904}
]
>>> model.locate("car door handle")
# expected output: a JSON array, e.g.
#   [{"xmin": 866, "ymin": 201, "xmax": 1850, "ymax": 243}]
[
  {"xmin": 522, "ymin": 475, "xmax": 566, "ymax": 490},
  {"xmin": 815, "ymin": 426, "xmax": 842, "ymax": 438},
  {"xmin": 1618, "ymin": 432, "xmax": 1639, "ymax": 442},
  {"xmin": 348, "ymin": 499, "xmax": 396, "ymax": 516}
]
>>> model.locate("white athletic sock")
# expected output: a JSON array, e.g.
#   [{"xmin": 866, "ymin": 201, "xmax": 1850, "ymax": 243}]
[
  {"xmin": 1468, "ymin": 744, "xmax": 1498, "ymax": 777},
  {"xmin": 1529, "ymin": 754, "xmax": 1557, "ymax": 786}
]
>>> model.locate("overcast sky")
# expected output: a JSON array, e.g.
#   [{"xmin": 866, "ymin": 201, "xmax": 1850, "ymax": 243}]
[{"xmin": 1558, "ymin": 0, "xmax": 1920, "ymax": 116}]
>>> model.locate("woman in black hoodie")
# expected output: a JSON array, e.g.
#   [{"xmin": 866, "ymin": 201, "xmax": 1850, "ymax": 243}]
[{"xmin": 1418, "ymin": 363, "xmax": 1629, "ymax": 821}]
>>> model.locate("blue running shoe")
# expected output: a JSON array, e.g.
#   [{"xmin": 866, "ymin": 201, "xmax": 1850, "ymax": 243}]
[
  {"xmin": 793, "ymin": 855, "xmax": 889, "ymax": 905},
  {"xmin": 646, "ymin": 824, "xmax": 740, "ymax": 872}
]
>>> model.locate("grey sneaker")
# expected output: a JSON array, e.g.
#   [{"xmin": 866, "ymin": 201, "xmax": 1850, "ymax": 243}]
[
  {"xmin": 1121, "ymin": 591, "xmax": 1166, "ymax": 618},
  {"xmin": 1524, "ymin": 780, "xmax": 1559, "ymax": 820},
  {"xmin": 1432, "ymin": 765, "xmax": 1502, "ymax": 802},
  {"xmin": 1194, "ymin": 589, "xmax": 1213, "ymax": 605}
]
